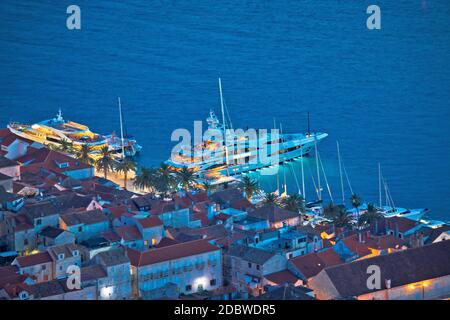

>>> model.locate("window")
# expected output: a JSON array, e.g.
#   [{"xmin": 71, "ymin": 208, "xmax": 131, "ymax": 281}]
[
  {"xmin": 78, "ymin": 226, "xmax": 83, "ymax": 232},
  {"xmin": 72, "ymin": 250, "xmax": 79, "ymax": 256},
  {"xmin": 256, "ymin": 265, "xmax": 260, "ymax": 271},
  {"xmin": 210, "ymin": 279, "xmax": 216, "ymax": 286},
  {"xmin": 59, "ymin": 265, "xmax": 63, "ymax": 271},
  {"xmin": 24, "ymin": 239, "xmax": 29, "ymax": 246},
  {"xmin": 58, "ymin": 253, "xmax": 65, "ymax": 260},
  {"xmin": 185, "ymin": 285, "xmax": 192, "ymax": 292},
  {"xmin": 288, "ymin": 253, "xmax": 293, "ymax": 259},
  {"xmin": 248, "ymin": 262, "xmax": 252, "ymax": 268},
  {"xmin": 41, "ymin": 264, "xmax": 46, "ymax": 270},
  {"xmin": 36, "ymin": 219, "xmax": 42, "ymax": 226}
]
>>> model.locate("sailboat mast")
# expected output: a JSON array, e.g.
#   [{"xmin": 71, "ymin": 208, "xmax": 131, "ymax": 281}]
[
  {"xmin": 301, "ymin": 147, "xmax": 305, "ymax": 199},
  {"xmin": 118, "ymin": 97, "xmax": 125, "ymax": 160},
  {"xmin": 307, "ymin": 111, "xmax": 310, "ymax": 136},
  {"xmin": 314, "ymin": 139, "xmax": 321, "ymax": 201},
  {"xmin": 378, "ymin": 163, "xmax": 382, "ymax": 208},
  {"xmin": 218, "ymin": 78, "xmax": 230, "ymax": 175},
  {"xmin": 337, "ymin": 141, "xmax": 345, "ymax": 204}
]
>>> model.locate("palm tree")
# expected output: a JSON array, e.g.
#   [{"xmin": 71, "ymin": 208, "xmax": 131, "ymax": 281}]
[
  {"xmin": 358, "ymin": 203, "xmax": 383, "ymax": 228},
  {"xmin": 59, "ymin": 138, "xmax": 74, "ymax": 153},
  {"xmin": 155, "ymin": 163, "xmax": 176, "ymax": 195},
  {"xmin": 351, "ymin": 193, "xmax": 362, "ymax": 220},
  {"xmin": 76, "ymin": 144, "xmax": 93, "ymax": 165},
  {"xmin": 240, "ymin": 176, "xmax": 260, "ymax": 200},
  {"xmin": 95, "ymin": 146, "xmax": 115, "ymax": 179},
  {"xmin": 200, "ymin": 179, "xmax": 215, "ymax": 195},
  {"xmin": 175, "ymin": 167, "xmax": 197, "ymax": 191},
  {"xmin": 133, "ymin": 166, "xmax": 157, "ymax": 193},
  {"xmin": 263, "ymin": 192, "xmax": 280, "ymax": 206},
  {"xmin": 333, "ymin": 205, "xmax": 352, "ymax": 229},
  {"xmin": 323, "ymin": 202, "xmax": 336, "ymax": 220},
  {"xmin": 281, "ymin": 194, "xmax": 305, "ymax": 213},
  {"xmin": 114, "ymin": 158, "xmax": 137, "ymax": 190}
]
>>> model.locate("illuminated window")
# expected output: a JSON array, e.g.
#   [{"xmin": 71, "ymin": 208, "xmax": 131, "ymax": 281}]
[{"xmin": 152, "ymin": 238, "xmax": 157, "ymax": 246}]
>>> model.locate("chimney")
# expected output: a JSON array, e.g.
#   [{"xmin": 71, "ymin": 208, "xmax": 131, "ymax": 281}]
[{"xmin": 385, "ymin": 279, "xmax": 391, "ymax": 289}]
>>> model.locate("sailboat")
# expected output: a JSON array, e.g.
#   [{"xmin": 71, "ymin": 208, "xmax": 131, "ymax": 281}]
[
  {"xmin": 105, "ymin": 98, "xmax": 142, "ymax": 158},
  {"xmin": 377, "ymin": 164, "xmax": 428, "ymax": 221}
]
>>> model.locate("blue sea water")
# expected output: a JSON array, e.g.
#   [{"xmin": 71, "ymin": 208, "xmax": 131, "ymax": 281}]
[{"xmin": 0, "ymin": 1, "xmax": 449, "ymax": 220}]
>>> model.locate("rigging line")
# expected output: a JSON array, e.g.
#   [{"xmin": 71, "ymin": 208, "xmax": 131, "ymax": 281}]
[
  {"xmin": 288, "ymin": 162, "xmax": 301, "ymax": 195},
  {"xmin": 337, "ymin": 141, "xmax": 345, "ymax": 204},
  {"xmin": 318, "ymin": 151, "xmax": 334, "ymax": 203},
  {"xmin": 223, "ymin": 98, "xmax": 233, "ymax": 130},
  {"xmin": 314, "ymin": 138, "xmax": 321, "ymax": 201},
  {"xmin": 307, "ymin": 161, "xmax": 320, "ymax": 199},
  {"xmin": 383, "ymin": 175, "xmax": 396, "ymax": 210},
  {"xmin": 381, "ymin": 174, "xmax": 391, "ymax": 208},
  {"xmin": 342, "ymin": 162, "xmax": 354, "ymax": 195}
]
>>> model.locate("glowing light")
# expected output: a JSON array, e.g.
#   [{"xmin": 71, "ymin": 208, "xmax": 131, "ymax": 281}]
[
  {"xmin": 193, "ymin": 276, "xmax": 209, "ymax": 291},
  {"xmin": 100, "ymin": 286, "xmax": 114, "ymax": 299}
]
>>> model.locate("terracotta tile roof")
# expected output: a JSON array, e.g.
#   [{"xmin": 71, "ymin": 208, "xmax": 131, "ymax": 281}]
[
  {"xmin": 0, "ymin": 155, "xmax": 18, "ymax": 168},
  {"xmin": 31, "ymin": 278, "xmax": 78, "ymax": 298},
  {"xmin": 386, "ymin": 216, "xmax": 420, "ymax": 233},
  {"xmin": 17, "ymin": 149, "xmax": 92, "ymax": 174},
  {"xmin": 253, "ymin": 284, "xmax": 314, "ymax": 300},
  {"xmin": 127, "ymin": 239, "xmax": 220, "ymax": 267},
  {"xmin": 149, "ymin": 200, "xmax": 177, "ymax": 215},
  {"xmin": 230, "ymin": 198, "xmax": 254, "ymax": 211},
  {"xmin": 290, "ymin": 248, "xmax": 344, "ymax": 279},
  {"xmin": 115, "ymin": 225, "xmax": 142, "ymax": 241},
  {"xmin": 101, "ymin": 230, "xmax": 121, "ymax": 243},
  {"xmin": 95, "ymin": 247, "xmax": 130, "ymax": 267},
  {"xmin": 321, "ymin": 240, "xmax": 450, "ymax": 298},
  {"xmin": 191, "ymin": 212, "xmax": 210, "ymax": 227},
  {"xmin": 14, "ymin": 252, "xmax": 52, "ymax": 268},
  {"xmin": 210, "ymin": 188, "xmax": 244, "ymax": 207},
  {"xmin": 187, "ymin": 191, "xmax": 208, "ymax": 203},
  {"xmin": 364, "ymin": 234, "xmax": 408, "ymax": 250},
  {"xmin": 81, "ymin": 264, "xmax": 107, "ymax": 282},
  {"xmin": 39, "ymin": 226, "xmax": 66, "ymax": 239},
  {"xmin": 47, "ymin": 243, "xmax": 81, "ymax": 261},
  {"xmin": 248, "ymin": 204, "xmax": 299, "ymax": 223},
  {"xmin": 60, "ymin": 209, "xmax": 107, "ymax": 226},
  {"xmin": 264, "ymin": 269, "xmax": 300, "ymax": 285},
  {"xmin": 135, "ymin": 216, "xmax": 163, "ymax": 229},
  {"xmin": 106, "ymin": 205, "xmax": 129, "ymax": 220},
  {"xmin": 173, "ymin": 224, "xmax": 228, "ymax": 241},
  {"xmin": 227, "ymin": 244, "xmax": 276, "ymax": 265},
  {"xmin": 341, "ymin": 234, "xmax": 373, "ymax": 257},
  {"xmin": 214, "ymin": 213, "xmax": 232, "ymax": 223},
  {"xmin": 154, "ymin": 237, "xmax": 179, "ymax": 248},
  {"xmin": 3, "ymin": 282, "xmax": 32, "ymax": 298}
]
